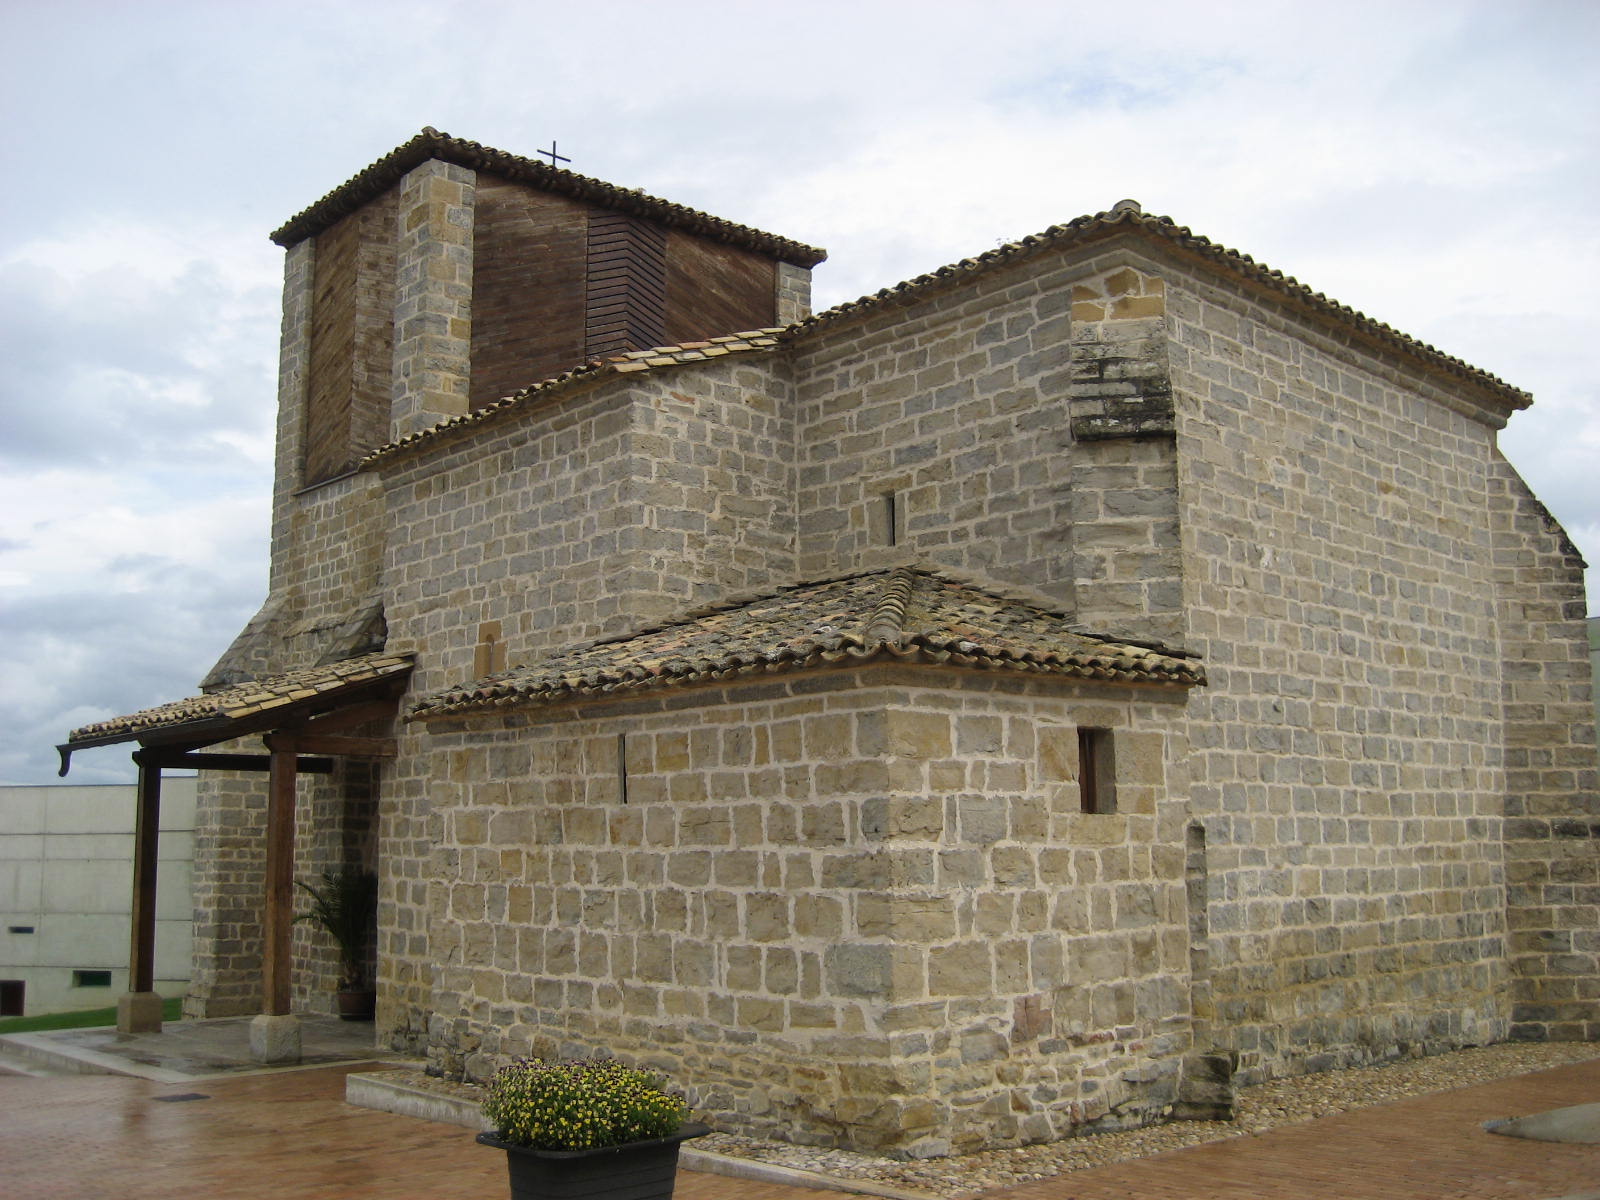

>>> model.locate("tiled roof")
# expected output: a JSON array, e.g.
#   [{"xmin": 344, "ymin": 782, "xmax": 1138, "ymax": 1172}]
[
  {"xmin": 270, "ymin": 128, "xmax": 827, "ymax": 267},
  {"xmin": 786, "ymin": 201, "xmax": 1531, "ymax": 411},
  {"xmin": 357, "ymin": 201, "xmax": 1527, "ymax": 472},
  {"xmin": 361, "ymin": 331, "xmax": 785, "ymax": 468},
  {"xmin": 65, "ymin": 653, "xmax": 414, "ymax": 746},
  {"xmin": 411, "ymin": 567, "xmax": 1204, "ymax": 720}
]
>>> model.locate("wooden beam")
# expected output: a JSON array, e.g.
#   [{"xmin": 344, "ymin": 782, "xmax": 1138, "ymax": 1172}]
[
  {"xmin": 279, "ymin": 734, "xmax": 397, "ymax": 759},
  {"xmin": 261, "ymin": 739, "xmax": 298, "ymax": 1017},
  {"xmin": 301, "ymin": 698, "xmax": 402, "ymax": 735},
  {"xmin": 128, "ymin": 761, "xmax": 161, "ymax": 995},
  {"xmin": 134, "ymin": 750, "xmax": 335, "ymax": 774}
]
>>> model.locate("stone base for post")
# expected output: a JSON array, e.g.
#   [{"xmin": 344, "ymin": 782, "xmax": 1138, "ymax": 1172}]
[
  {"xmin": 249, "ymin": 1013, "xmax": 302, "ymax": 1064},
  {"xmin": 116, "ymin": 991, "xmax": 165, "ymax": 1034}
]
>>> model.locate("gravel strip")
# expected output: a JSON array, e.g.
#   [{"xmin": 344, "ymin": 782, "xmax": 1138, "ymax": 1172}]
[{"xmin": 404, "ymin": 1041, "xmax": 1598, "ymax": 1198}]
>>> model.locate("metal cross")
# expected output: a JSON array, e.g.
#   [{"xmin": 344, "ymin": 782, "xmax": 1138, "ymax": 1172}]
[{"xmin": 536, "ymin": 141, "xmax": 571, "ymax": 168}]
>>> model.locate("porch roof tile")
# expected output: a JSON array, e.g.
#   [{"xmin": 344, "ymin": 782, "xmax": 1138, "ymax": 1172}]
[{"xmin": 412, "ymin": 566, "xmax": 1204, "ymax": 720}]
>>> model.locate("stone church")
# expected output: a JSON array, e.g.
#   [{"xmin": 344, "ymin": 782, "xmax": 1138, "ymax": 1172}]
[{"xmin": 61, "ymin": 129, "xmax": 1595, "ymax": 1156}]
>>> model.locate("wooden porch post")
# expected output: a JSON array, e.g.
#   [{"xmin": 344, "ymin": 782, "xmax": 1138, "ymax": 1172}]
[
  {"xmin": 262, "ymin": 736, "xmax": 298, "ymax": 1016},
  {"xmin": 249, "ymin": 734, "xmax": 303, "ymax": 1063},
  {"xmin": 117, "ymin": 755, "xmax": 165, "ymax": 1033}
]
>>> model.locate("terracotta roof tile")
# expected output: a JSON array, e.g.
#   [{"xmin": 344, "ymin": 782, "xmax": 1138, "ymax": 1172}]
[
  {"xmin": 783, "ymin": 202, "xmax": 1530, "ymax": 412},
  {"xmin": 66, "ymin": 652, "xmax": 414, "ymax": 744},
  {"xmin": 411, "ymin": 567, "xmax": 1203, "ymax": 720},
  {"xmin": 271, "ymin": 128, "xmax": 827, "ymax": 267},
  {"xmin": 360, "ymin": 331, "xmax": 785, "ymax": 468}
]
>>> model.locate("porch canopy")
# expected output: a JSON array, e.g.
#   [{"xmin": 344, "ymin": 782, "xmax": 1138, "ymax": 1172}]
[{"xmin": 55, "ymin": 652, "xmax": 413, "ymax": 1034}]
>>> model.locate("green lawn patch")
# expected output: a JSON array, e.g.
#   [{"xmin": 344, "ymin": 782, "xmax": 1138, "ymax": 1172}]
[{"xmin": 0, "ymin": 996, "xmax": 183, "ymax": 1034}]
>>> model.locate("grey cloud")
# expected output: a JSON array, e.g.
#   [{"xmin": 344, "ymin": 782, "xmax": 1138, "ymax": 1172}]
[
  {"xmin": 0, "ymin": 259, "xmax": 276, "ymax": 471},
  {"xmin": 1, "ymin": 572, "xmax": 264, "ymax": 785}
]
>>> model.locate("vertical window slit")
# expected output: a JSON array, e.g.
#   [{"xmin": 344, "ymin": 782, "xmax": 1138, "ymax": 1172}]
[
  {"xmin": 617, "ymin": 733, "xmax": 629, "ymax": 805},
  {"xmin": 1078, "ymin": 727, "xmax": 1117, "ymax": 814}
]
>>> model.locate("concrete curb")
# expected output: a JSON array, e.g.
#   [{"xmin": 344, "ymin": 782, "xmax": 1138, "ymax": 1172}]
[
  {"xmin": 0, "ymin": 1030, "xmax": 184, "ymax": 1082},
  {"xmin": 344, "ymin": 1070, "xmax": 938, "ymax": 1199}
]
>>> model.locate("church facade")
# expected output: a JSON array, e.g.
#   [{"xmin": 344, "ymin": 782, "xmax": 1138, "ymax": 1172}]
[{"xmin": 65, "ymin": 130, "xmax": 1595, "ymax": 1155}]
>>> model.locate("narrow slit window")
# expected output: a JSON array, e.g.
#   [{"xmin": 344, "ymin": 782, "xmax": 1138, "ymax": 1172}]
[
  {"xmin": 884, "ymin": 492, "xmax": 898, "ymax": 547},
  {"xmin": 1078, "ymin": 727, "xmax": 1117, "ymax": 814},
  {"xmin": 72, "ymin": 969, "xmax": 112, "ymax": 988},
  {"xmin": 617, "ymin": 733, "xmax": 630, "ymax": 805}
]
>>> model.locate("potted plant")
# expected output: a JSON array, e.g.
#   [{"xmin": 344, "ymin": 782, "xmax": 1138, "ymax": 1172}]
[
  {"xmin": 294, "ymin": 867, "xmax": 378, "ymax": 1020},
  {"xmin": 476, "ymin": 1057, "xmax": 709, "ymax": 1200}
]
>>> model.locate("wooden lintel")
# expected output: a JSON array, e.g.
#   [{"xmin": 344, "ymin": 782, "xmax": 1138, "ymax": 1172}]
[
  {"xmin": 134, "ymin": 749, "xmax": 335, "ymax": 774},
  {"xmin": 279, "ymin": 734, "xmax": 397, "ymax": 759}
]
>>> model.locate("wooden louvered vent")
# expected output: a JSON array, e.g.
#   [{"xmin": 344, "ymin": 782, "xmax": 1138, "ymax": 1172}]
[{"xmin": 585, "ymin": 213, "xmax": 667, "ymax": 360}]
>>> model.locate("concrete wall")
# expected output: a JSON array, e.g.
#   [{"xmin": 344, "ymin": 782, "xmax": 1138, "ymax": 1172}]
[{"xmin": 0, "ymin": 781, "xmax": 195, "ymax": 1016}]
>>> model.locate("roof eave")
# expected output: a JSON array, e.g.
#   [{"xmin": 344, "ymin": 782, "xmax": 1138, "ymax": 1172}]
[
  {"xmin": 58, "ymin": 658, "xmax": 413, "ymax": 776},
  {"xmin": 359, "ymin": 331, "xmax": 787, "ymax": 471},
  {"xmin": 270, "ymin": 128, "xmax": 827, "ymax": 267},
  {"xmin": 783, "ymin": 209, "xmax": 1530, "ymax": 417},
  {"xmin": 411, "ymin": 645, "xmax": 1205, "ymax": 724}
]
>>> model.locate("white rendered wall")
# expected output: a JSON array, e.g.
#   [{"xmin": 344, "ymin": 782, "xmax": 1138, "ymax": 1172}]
[{"xmin": 0, "ymin": 780, "xmax": 195, "ymax": 1016}]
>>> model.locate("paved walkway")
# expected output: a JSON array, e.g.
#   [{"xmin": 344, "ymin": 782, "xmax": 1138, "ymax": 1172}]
[
  {"xmin": 1, "ymin": 1017, "xmax": 1595, "ymax": 1199},
  {"xmin": 977, "ymin": 1057, "xmax": 1600, "ymax": 1200}
]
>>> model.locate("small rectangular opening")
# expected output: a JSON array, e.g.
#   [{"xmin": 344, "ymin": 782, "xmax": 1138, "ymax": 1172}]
[
  {"xmin": 0, "ymin": 980, "xmax": 22, "ymax": 1016},
  {"xmin": 869, "ymin": 490, "xmax": 902, "ymax": 547},
  {"xmin": 8, "ymin": 925, "xmax": 35, "ymax": 935},
  {"xmin": 1078, "ymin": 727, "xmax": 1117, "ymax": 814},
  {"xmin": 617, "ymin": 733, "xmax": 629, "ymax": 805},
  {"xmin": 72, "ymin": 969, "xmax": 113, "ymax": 988}
]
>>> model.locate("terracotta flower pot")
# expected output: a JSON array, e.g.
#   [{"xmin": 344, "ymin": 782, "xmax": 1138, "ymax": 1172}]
[
  {"xmin": 476, "ymin": 1123, "xmax": 709, "ymax": 1200},
  {"xmin": 336, "ymin": 989, "xmax": 375, "ymax": 1021}
]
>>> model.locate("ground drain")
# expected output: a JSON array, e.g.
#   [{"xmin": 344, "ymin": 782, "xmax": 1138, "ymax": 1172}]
[{"xmin": 155, "ymin": 1092, "xmax": 210, "ymax": 1102}]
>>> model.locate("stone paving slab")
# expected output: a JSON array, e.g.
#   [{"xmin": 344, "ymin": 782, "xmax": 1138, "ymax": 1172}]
[
  {"xmin": 0, "ymin": 1013, "xmax": 394, "ymax": 1082},
  {"xmin": 1486, "ymin": 1101, "xmax": 1600, "ymax": 1145}
]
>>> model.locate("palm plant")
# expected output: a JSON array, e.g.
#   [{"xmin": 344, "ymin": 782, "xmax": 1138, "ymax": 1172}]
[{"xmin": 295, "ymin": 868, "xmax": 378, "ymax": 989}]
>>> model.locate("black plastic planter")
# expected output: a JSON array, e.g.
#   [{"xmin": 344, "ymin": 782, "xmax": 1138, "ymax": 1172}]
[{"xmin": 476, "ymin": 1123, "xmax": 711, "ymax": 1200}]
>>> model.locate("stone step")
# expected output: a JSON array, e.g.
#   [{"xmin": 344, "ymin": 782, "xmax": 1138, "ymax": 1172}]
[{"xmin": 0, "ymin": 1043, "xmax": 76, "ymax": 1077}]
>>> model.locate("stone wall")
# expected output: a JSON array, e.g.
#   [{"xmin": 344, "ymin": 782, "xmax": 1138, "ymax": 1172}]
[
  {"xmin": 1065, "ymin": 262, "xmax": 1183, "ymax": 646},
  {"xmin": 789, "ymin": 256, "xmax": 1078, "ymax": 607},
  {"xmin": 788, "ymin": 246, "xmax": 1184, "ymax": 648},
  {"xmin": 185, "ymin": 765, "xmax": 268, "ymax": 1018},
  {"xmin": 418, "ymin": 666, "xmax": 1194, "ymax": 1156},
  {"xmin": 392, "ymin": 160, "xmax": 476, "ymax": 440},
  {"xmin": 1488, "ymin": 455, "xmax": 1599, "ymax": 1039},
  {"xmin": 378, "ymin": 358, "xmax": 797, "ymax": 701},
  {"xmin": 1165, "ymin": 250, "xmax": 1518, "ymax": 1082}
]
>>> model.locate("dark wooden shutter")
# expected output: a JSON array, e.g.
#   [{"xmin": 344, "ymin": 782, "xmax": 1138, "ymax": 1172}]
[{"xmin": 586, "ymin": 213, "xmax": 667, "ymax": 359}]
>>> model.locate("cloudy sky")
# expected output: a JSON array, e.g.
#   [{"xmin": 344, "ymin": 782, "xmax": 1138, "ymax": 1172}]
[{"xmin": 3, "ymin": 0, "xmax": 1596, "ymax": 784}]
